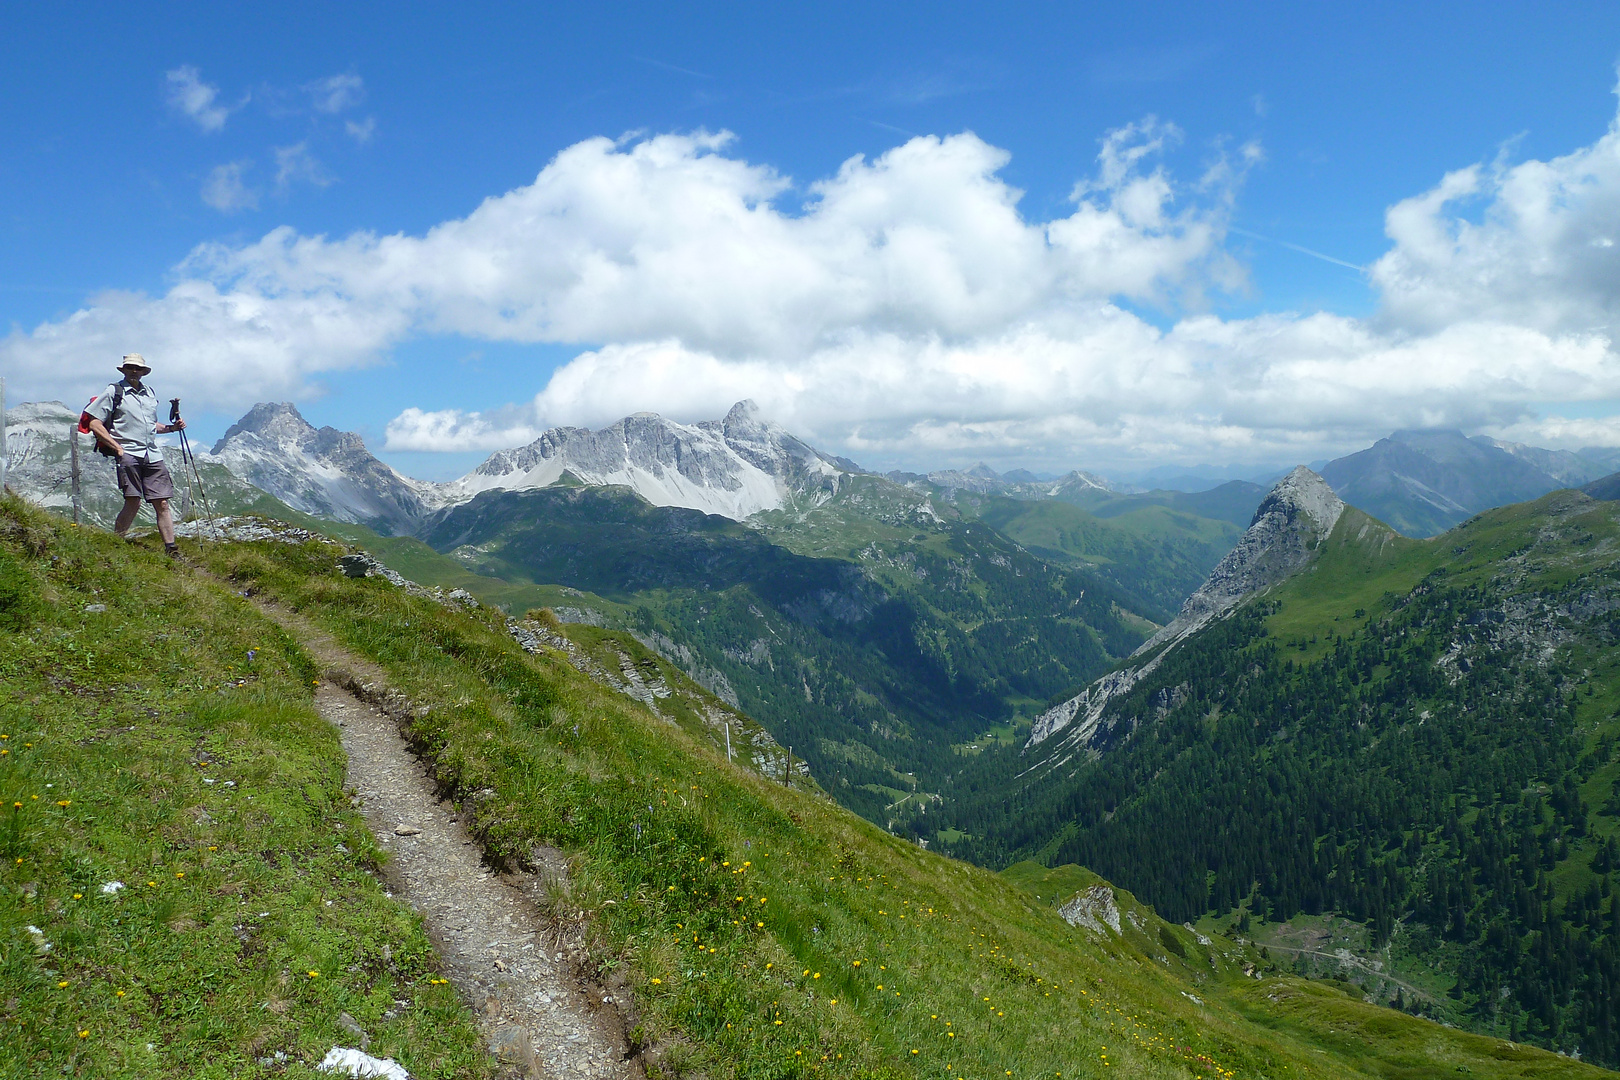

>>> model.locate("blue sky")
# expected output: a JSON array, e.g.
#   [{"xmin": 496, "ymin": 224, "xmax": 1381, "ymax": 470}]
[{"xmin": 7, "ymin": 2, "xmax": 1620, "ymax": 479}]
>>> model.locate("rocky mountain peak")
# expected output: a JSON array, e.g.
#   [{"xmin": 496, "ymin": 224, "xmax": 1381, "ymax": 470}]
[
  {"xmin": 1135, "ymin": 466, "xmax": 1342, "ymax": 655},
  {"xmin": 1259, "ymin": 465, "xmax": 1346, "ymax": 537},
  {"xmin": 211, "ymin": 402, "xmax": 316, "ymax": 454},
  {"xmin": 447, "ymin": 402, "xmax": 841, "ymax": 521},
  {"xmin": 722, "ymin": 398, "xmax": 765, "ymax": 429},
  {"xmin": 1027, "ymin": 467, "xmax": 1344, "ymax": 751},
  {"xmin": 209, "ymin": 401, "xmax": 428, "ymax": 533}
]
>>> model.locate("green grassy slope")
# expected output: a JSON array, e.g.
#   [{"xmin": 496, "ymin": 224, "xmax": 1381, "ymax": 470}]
[
  {"xmin": 946, "ymin": 490, "xmax": 1620, "ymax": 1064},
  {"xmin": 159, "ymin": 510, "xmax": 1605, "ymax": 1080},
  {"xmin": 0, "ymin": 497, "xmax": 488, "ymax": 1077},
  {"xmin": 968, "ymin": 497, "xmax": 1244, "ymax": 617}
]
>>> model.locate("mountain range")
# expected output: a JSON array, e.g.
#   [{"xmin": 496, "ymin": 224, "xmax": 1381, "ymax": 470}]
[
  {"xmin": 201, "ymin": 406, "xmax": 1620, "ymax": 545},
  {"xmin": 1319, "ymin": 428, "xmax": 1616, "ymax": 537},
  {"xmin": 206, "ymin": 399, "xmax": 858, "ymax": 530}
]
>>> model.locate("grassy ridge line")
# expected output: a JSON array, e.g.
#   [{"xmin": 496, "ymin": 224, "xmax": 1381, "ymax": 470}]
[
  {"xmin": 0, "ymin": 498, "xmax": 489, "ymax": 1078},
  {"xmin": 199, "ymin": 534, "xmax": 1608, "ymax": 1080}
]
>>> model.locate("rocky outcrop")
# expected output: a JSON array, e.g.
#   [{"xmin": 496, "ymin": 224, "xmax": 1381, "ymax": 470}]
[
  {"xmin": 1026, "ymin": 467, "xmax": 1343, "ymax": 751},
  {"xmin": 1028, "ymin": 665, "xmax": 1162, "ymax": 748},
  {"xmin": 1059, "ymin": 884, "xmax": 1121, "ymax": 935}
]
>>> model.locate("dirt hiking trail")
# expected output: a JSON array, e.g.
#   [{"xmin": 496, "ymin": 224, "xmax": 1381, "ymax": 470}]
[{"xmin": 255, "ymin": 601, "xmax": 636, "ymax": 1080}]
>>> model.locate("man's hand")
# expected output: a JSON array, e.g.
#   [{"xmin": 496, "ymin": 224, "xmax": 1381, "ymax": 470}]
[
  {"xmin": 159, "ymin": 420, "xmax": 186, "ymax": 433},
  {"xmin": 86, "ymin": 415, "xmax": 124, "ymax": 457}
]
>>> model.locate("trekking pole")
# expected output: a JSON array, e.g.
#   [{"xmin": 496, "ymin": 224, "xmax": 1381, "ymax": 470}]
[{"xmin": 170, "ymin": 399, "xmax": 220, "ymax": 542}]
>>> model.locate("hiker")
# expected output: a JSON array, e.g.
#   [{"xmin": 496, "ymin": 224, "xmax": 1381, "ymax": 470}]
[{"xmin": 83, "ymin": 354, "xmax": 187, "ymax": 557}]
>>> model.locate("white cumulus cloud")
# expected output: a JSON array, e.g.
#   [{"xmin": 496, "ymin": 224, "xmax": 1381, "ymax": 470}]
[
  {"xmin": 8, "ymin": 100, "xmax": 1620, "ymax": 472},
  {"xmin": 384, "ymin": 406, "xmax": 544, "ymax": 452},
  {"xmin": 1371, "ymin": 112, "xmax": 1620, "ymax": 337},
  {"xmin": 272, "ymin": 143, "xmax": 333, "ymax": 193}
]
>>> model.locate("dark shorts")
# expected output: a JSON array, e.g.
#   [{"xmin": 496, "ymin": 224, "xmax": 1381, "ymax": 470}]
[{"xmin": 116, "ymin": 456, "xmax": 176, "ymax": 502}]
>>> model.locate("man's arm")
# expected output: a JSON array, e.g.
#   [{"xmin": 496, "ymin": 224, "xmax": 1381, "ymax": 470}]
[{"xmin": 85, "ymin": 416, "xmax": 124, "ymax": 457}]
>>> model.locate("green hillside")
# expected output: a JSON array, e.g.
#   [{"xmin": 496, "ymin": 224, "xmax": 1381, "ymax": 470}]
[
  {"xmin": 945, "ymin": 491, "xmax": 1620, "ymax": 1063},
  {"xmin": 3, "ymin": 494, "xmax": 1603, "ymax": 1078},
  {"xmin": 966, "ymin": 496, "xmax": 1245, "ymax": 617},
  {"xmin": 415, "ymin": 483, "xmax": 1156, "ymax": 830}
]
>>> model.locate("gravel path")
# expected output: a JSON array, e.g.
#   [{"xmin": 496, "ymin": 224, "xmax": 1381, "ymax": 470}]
[{"xmin": 257, "ymin": 604, "xmax": 636, "ymax": 1080}]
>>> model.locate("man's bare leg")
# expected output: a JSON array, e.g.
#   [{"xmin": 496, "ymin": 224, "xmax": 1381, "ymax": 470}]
[
  {"xmin": 114, "ymin": 496, "xmax": 141, "ymax": 536},
  {"xmin": 154, "ymin": 499, "xmax": 176, "ymax": 546}
]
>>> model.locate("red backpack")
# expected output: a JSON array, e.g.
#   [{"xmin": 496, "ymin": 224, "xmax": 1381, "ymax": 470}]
[{"xmin": 78, "ymin": 383, "xmax": 124, "ymax": 457}]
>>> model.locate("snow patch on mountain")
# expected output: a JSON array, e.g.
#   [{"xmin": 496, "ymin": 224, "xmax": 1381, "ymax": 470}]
[{"xmin": 435, "ymin": 401, "xmax": 848, "ymax": 521}]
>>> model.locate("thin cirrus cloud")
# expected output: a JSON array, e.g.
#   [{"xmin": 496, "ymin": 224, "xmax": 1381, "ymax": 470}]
[
  {"xmin": 272, "ymin": 143, "xmax": 333, "ymax": 194},
  {"xmin": 7, "ymin": 97, "xmax": 1620, "ymax": 469},
  {"xmin": 200, "ymin": 161, "xmax": 259, "ymax": 213},
  {"xmin": 306, "ymin": 73, "xmax": 365, "ymax": 113},
  {"xmin": 165, "ymin": 65, "xmax": 238, "ymax": 132}
]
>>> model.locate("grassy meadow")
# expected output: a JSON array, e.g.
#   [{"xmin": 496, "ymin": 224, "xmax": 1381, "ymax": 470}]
[{"xmin": 0, "ymin": 498, "xmax": 489, "ymax": 1078}]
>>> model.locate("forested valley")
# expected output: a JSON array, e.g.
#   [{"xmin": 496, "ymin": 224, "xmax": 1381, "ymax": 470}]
[{"xmin": 939, "ymin": 493, "xmax": 1620, "ymax": 1063}]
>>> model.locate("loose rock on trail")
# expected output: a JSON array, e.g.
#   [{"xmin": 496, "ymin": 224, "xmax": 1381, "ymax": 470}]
[{"xmin": 254, "ymin": 603, "xmax": 635, "ymax": 1080}]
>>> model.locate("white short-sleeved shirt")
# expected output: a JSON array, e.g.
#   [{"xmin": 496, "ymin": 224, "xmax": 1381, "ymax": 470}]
[{"xmin": 89, "ymin": 379, "xmax": 163, "ymax": 461}]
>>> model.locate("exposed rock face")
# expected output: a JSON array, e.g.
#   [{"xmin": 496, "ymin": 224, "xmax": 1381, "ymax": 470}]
[
  {"xmin": 438, "ymin": 400, "xmax": 850, "ymax": 521},
  {"xmin": 210, "ymin": 403, "xmax": 431, "ymax": 534},
  {"xmin": 1028, "ymin": 666, "xmax": 1159, "ymax": 748},
  {"xmin": 1059, "ymin": 884, "xmax": 1121, "ymax": 935},
  {"xmin": 1026, "ymin": 466, "xmax": 1343, "ymax": 751},
  {"xmin": 1134, "ymin": 466, "xmax": 1343, "ymax": 656}
]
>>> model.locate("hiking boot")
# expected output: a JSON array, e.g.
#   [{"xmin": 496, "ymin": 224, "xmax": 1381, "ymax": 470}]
[{"xmin": 165, "ymin": 542, "xmax": 181, "ymax": 559}]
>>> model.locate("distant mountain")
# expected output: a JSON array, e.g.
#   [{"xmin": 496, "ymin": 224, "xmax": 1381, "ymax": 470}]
[
  {"xmin": 886, "ymin": 462, "xmax": 1112, "ymax": 502},
  {"xmin": 1481, "ymin": 436, "xmax": 1611, "ymax": 486},
  {"xmin": 1578, "ymin": 445, "xmax": 1620, "ymax": 474},
  {"xmin": 1318, "ymin": 428, "xmax": 1612, "ymax": 537},
  {"xmin": 211, "ymin": 403, "xmax": 433, "ymax": 534},
  {"xmin": 956, "ymin": 481, "xmax": 1263, "ymax": 617},
  {"xmin": 3, "ymin": 400, "xmax": 290, "ymax": 528},
  {"xmin": 438, "ymin": 400, "xmax": 853, "ymax": 520},
  {"xmin": 1582, "ymin": 469, "xmax": 1620, "ymax": 501}
]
